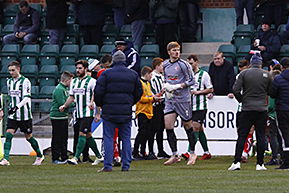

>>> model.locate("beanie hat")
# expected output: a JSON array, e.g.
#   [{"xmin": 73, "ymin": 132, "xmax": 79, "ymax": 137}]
[
  {"xmin": 280, "ymin": 57, "xmax": 289, "ymax": 68},
  {"xmin": 112, "ymin": 50, "xmax": 126, "ymax": 63},
  {"xmin": 114, "ymin": 38, "xmax": 127, "ymax": 46},
  {"xmin": 88, "ymin": 58, "xmax": 99, "ymax": 71},
  {"xmin": 250, "ymin": 53, "xmax": 262, "ymax": 66}
]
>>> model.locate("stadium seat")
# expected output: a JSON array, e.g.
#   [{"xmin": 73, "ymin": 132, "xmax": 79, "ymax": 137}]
[
  {"xmin": 140, "ymin": 44, "xmax": 160, "ymax": 57},
  {"xmin": 218, "ymin": 44, "xmax": 236, "ymax": 64},
  {"xmin": 119, "ymin": 25, "xmax": 132, "ymax": 41},
  {"xmin": 236, "ymin": 45, "xmax": 251, "ymax": 64},
  {"xmin": 143, "ymin": 23, "xmax": 156, "ymax": 45},
  {"xmin": 39, "ymin": 101, "xmax": 52, "ymax": 113},
  {"xmin": 39, "ymin": 45, "xmax": 59, "ymax": 66},
  {"xmin": 39, "ymin": 65, "xmax": 58, "ymax": 87},
  {"xmin": 3, "ymin": 16, "xmax": 16, "ymax": 25},
  {"xmin": 21, "ymin": 65, "xmax": 38, "ymax": 85},
  {"xmin": 40, "ymin": 29, "xmax": 50, "ymax": 45},
  {"xmin": 63, "ymin": 24, "xmax": 78, "ymax": 45},
  {"xmin": 20, "ymin": 45, "xmax": 40, "ymax": 66},
  {"xmin": 1, "ymin": 24, "xmax": 14, "ymax": 37},
  {"xmin": 60, "ymin": 65, "xmax": 76, "ymax": 74},
  {"xmin": 99, "ymin": 45, "xmax": 114, "ymax": 57},
  {"xmin": 140, "ymin": 56, "xmax": 154, "ymax": 68},
  {"xmin": 78, "ymin": 45, "xmax": 99, "ymax": 60},
  {"xmin": 0, "ymin": 66, "xmax": 9, "ymax": 79},
  {"xmin": 39, "ymin": 85, "xmax": 56, "ymax": 99},
  {"xmin": 31, "ymin": 86, "xmax": 39, "ymax": 99},
  {"xmin": 0, "ymin": 44, "xmax": 20, "ymax": 66},
  {"xmin": 1, "ymin": 85, "xmax": 8, "ymax": 94},
  {"xmin": 102, "ymin": 24, "xmax": 119, "ymax": 45},
  {"xmin": 59, "ymin": 44, "xmax": 79, "ymax": 66},
  {"xmin": 3, "ymin": 4, "xmax": 18, "ymax": 17},
  {"xmin": 29, "ymin": 4, "xmax": 42, "ymax": 15},
  {"xmin": 232, "ymin": 24, "xmax": 254, "ymax": 49},
  {"xmin": 279, "ymin": 44, "xmax": 289, "ymax": 58}
]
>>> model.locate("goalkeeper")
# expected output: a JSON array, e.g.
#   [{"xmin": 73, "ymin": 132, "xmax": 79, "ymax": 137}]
[{"xmin": 162, "ymin": 42, "xmax": 197, "ymax": 166}]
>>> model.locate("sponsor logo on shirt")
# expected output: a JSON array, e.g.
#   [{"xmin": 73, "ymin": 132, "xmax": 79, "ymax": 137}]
[
  {"xmin": 73, "ymin": 88, "xmax": 85, "ymax": 95},
  {"xmin": 10, "ymin": 90, "xmax": 21, "ymax": 97}
]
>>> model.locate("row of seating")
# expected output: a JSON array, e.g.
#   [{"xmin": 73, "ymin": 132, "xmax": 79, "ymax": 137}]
[{"xmin": 0, "ymin": 44, "xmax": 160, "ymax": 70}]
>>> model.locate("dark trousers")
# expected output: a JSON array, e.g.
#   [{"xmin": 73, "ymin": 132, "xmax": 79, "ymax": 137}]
[
  {"xmin": 264, "ymin": 3, "xmax": 283, "ymax": 29},
  {"xmin": 234, "ymin": 0, "xmax": 255, "ymax": 25},
  {"xmin": 80, "ymin": 24, "xmax": 103, "ymax": 46},
  {"xmin": 73, "ymin": 120, "xmax": 89, "ymax": 159},
  {"xmin": 133, "ymin": 113, "xmax": 151, "ymax": 155},
  {"xmin": 150, "ymin": 104, "xmax": 165, "ymax": 153},
  {"xmin": 178, "ymin": 2, "xmax": 199, "ymax": 42},
  {"xmin": 51, "ymin": 119, "xmax": 68, "ymax": 161},
  {"xmin": 234, "ymin": 111, "xmax": 267, "ymax": 165},
  {"xmin": 269, "ymin": 118, "xmax": 282, "ymax": 159},
  {"xmin": 276, "ymin": 111, "xmax": 289, "ymax": 165},
  {"xmin": 155, "ymin": 23, "xmax": 178, "ymax": 59}
]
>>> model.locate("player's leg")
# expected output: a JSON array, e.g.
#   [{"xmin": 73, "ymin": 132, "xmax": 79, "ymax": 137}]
[
  {"xmin": 183, "ymin": 120, "xmax": 197, "ymax": 165},
  {"xmin": 198, "ymin": 124, "xmax": 211, "ymax": 160},
  {"xmin": 0, "ymin": 119, "xmax": 16, "ymax": 165}
]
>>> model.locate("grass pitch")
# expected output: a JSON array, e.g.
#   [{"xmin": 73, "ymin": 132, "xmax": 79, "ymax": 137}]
[{"xmin": 0, "ymin": 156, "xmax": 288, "ymax": 193}]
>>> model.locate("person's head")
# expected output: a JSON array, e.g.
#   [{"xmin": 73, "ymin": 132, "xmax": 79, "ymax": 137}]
[
  {"xmin": 238, "ymin": 59, "xmax": 249, "ymax": 71},
  {"xmin": 280, "ymin": 57, "xmax": 289, "ymax": 70},
  {"xmin": 60, "ymin": 71, "xmax": 74, "ymax": 86},
  {"xmin": 261, "ymin": 20, "xmax": 271, "ymax": 32},
  {"xmin": 88, "ymin": 58, "xmax": 100, "ymax": 72},
  {"xmin": 75, "ymin": 60, "xmax": 88, "ymax": 78},
  {"xmin": 112, "ymin": 50, "xmax": 126, "ymax": 63},
  {"xmin": 270, "ymin": 69, "xmax": 281, "ymax": 79},
  {"xmin": 213, "ymin": 52, "xmax": 224, "ymax": 66},
  {"xmin": 250, "ymin": 53, "xmax": 263, "ymax": 67},
  {"xmin": 115, "ymin": 38, "xmax": 127, "ymax": 51},
  {"xmin": 187, "ymin": 54, "xmax": 199, "ymax": 70},
  {"xmin": 19, "ymin": 1, "xmax": 29, "ymax": 14},
  {"xmin": 100, "ymin": 54, "xmax": 113, "ymax": 68},
  {"xmin": 152, "ymin": 57, "xmax": 164, "ymax": 73},
  {"xmin": 8, "ymin": 61, "xmax": 21, "ymax": 78},
  {"xmin": 167, "ymin": 42, "xmax": 181, "ymax": 60},
  {"xmin": 141, "ymin": 66, "xmax": 153, "ymax": 81},
  {"xmin": 269, "ymin": 59, "xmax": 282, "ymax": 71}
]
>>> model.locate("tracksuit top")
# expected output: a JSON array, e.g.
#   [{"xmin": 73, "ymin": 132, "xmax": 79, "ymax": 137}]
[
  {"xmin": 136, "ymin": 79, "xmax": 154, "ymax": 119},
  {"xmin": 50, "ymin": 83, "xmax": 69, "ymax": 119}
]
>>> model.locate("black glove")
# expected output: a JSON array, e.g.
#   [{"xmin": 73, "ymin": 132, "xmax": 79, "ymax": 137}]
[{"xmin": 8, "ymin": 106, "xmax": 18, "ymax": 115}]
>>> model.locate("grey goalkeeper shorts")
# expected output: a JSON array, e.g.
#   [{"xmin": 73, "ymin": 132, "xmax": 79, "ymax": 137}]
[{"xmin": 164, "ymin": 101, "xmax": 192, "ymax": 122}]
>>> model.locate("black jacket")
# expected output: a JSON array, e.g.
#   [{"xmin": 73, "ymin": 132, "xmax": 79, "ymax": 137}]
[
  {"xmin": 208, "ymin": 59, "xmax": 236, "ymax": 95},
  {"xmin": 124, "ymin": 0, "xmax": 149, "ymax": 24},
  {"xmin": 270, "ymin": 69, "xmax": 289, "ymax": 111},
  {"xmin": 46, "ymin": 0, "xmax": 68, "ymax": 29},
  {"xmin": 94, "ymin": 61, "xmax": 143, "ymax": 123}
]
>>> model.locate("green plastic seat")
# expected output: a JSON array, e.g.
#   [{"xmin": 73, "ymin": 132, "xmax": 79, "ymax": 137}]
[
  {"xmin": 0, "ymin": 44, "xmax": 20, "ymax": 67},
  {"xmin": 236, "ymin": 45, "xmax": 251, "ymax": 64},
  {"xmin": 140, "ymin": 44, "xmax": 159, "ymax": 57},
  {"xmin": 99, "ymin": 45, "xmax": 114, "ymax": 57},
  {"xmin": 59, "ymin": 45, "xmax": 79, "ymax": 66},
  {"xmin": 21, "ymin": 65, "xmax": 38, "ymax": 85},
  {"xmin": 218, "ymin": 44, "xmax": 236, "ymax": 64},
  {"xmin": 39, "ymin": 86, "xmax": 56, "ymax": 99},
  {"xmin": 39, "ymin": 45, "xmax": 59, "ymax": 66},
  {"xmin": 31, "ymin": 86, "xmax": 39, "ymax": 99},
  {"xmin": 60, "ymin": 65, "xmax": 76, "ymax": 74},
  {"xmin": 140, "ymin": 56, "xmax": 154, "ymax": 68},
  {"xmin": 279, "ymin": 44, "xmax": 289, "ymax": 58},
  {"xmin": 119, "ymin": 25, "xmax": 132, "ymax": 41},
  {"xmin": 20, "ymin": 45, "xmax": 40, "ymax": 66},
  {"xmin": 39, "ymin": 65, "xmax": 58, "ymax": 87},
  {"xmin": 1, "ymin": 24, "xmax": 14, "ymax": 37},
  {"xmin": 78, "ymin": 45, "xmax": 99, "ymax": 60},
  {"xmin": 200, "ymin": 66, "xmax": 209, "ymax": 72}
]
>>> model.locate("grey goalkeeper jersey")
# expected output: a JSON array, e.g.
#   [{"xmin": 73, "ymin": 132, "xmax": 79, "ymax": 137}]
[{"xmin": 164, "ymin": 58, "xmax": 194, "ymax": 103}]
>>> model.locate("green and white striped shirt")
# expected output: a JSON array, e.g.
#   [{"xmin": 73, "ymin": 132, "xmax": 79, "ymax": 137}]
[
  {"xmin": 7, "ymin": 75, "xmax": 32, "ymax": 121},
  {"xmin": 191, "ymin": 69, "xmax": 213, "ymax": 111},
  {"xmin": 69, "ymin": 76, "xmax": 96, "ymax": 118}
]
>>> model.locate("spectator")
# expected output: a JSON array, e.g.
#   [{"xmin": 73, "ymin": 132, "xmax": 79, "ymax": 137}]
[
  {"xmin": 96, "ymin": 54, "xmax": 113, "ymax": 78},
  {"xmin": 112, "ymin": 0, "xmax": 125, "ymax": 30},
  {"xmin": 50, "ymin": 71, "xmax": 74, "ymax": 164},
  {"xmin": 74, "ymin": 0, "xmax": 105, "ymax": 46},
  {"xmin": 149, "ymin": 0, "xmax": 180, "ymax": 59},
  {"xmin": 46, "ymin": 0, "xmax": 69, "ymax": 45},
  {"xmin": 112, "ymin": 38, "xmax": 141, "ymax": 76},
  {"xmin": 280, "ymin": 17, "xmax": 289, "ymax": 44},
  {"xmin": 124, "ymin": 0, "xmax": 149, "ymax": 48},
  {"xmin": 252, "ymin": 20, "xmax": 281, "ymax": 66},
  {"xmin": 178, "ymin": 0, "xmax": 200, "ymax": 42},
  {"xmin": 234, "ymin": 0, "xmax": 255, "ymax": 25},
  {"xmin": 229, "ymin": 54, "xmax": 272, "ymax": 171},
  {"xmin": 3, "ymin": 1, "xmax": 40, "ymax": 45},
  {"xmin": 208, "ymin": 52, "xmax": 235, "ymax": 98},
  {"xmin": 270, "ymin": 57, "xmax": 289, "ymax": 170},
  {"xmin": 94, "ymin": 50, "xmax": 143, "ymax": 172}
]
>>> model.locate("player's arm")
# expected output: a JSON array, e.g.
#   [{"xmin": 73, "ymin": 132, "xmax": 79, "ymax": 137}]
[
  {"xmin": 233, "ymin": 72, "xmax": 244, "ymax": 103},
  {"xmin": 59, "ymin": 95, "xmax": 75, "ymax": 112}
]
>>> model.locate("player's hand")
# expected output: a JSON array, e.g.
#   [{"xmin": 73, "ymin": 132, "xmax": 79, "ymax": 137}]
[
  {"xmin": 94, "ymin": 113, "xmax": 101, "ymax": 122},
  {"xmin": 0, "ymin": 110, "xmax": 3, "ymax": 120},
  {"xmin": 207, "ymin": 93, "xmax": 214, "ymax": 99},
  {"xmin": 163, "ymin": 83, "xmax": 182, "ymax": 92},
  {"xmin": 8, "ymin": 106, "xmax": 18, "ymax": 115},
  {"xmin": 153, "ymin": 95, "xmax": 162, "ymax": 102},
  {"xmin": 227, "ymin": 93, "xmax": 234, "ymax": 99},
  {"xmin": 88, "ymin": 102, "xmax": 94, "ymax": 110},
  {"xmin": 59, "ymin": 105, "xmax": 66, "ymax": 112},
  {"xmin": 191, "ymin": 90, "xmax": 201, "ymax": 95}
]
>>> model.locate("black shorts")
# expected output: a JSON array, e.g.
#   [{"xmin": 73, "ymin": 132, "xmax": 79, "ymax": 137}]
[
  {"xmin": 191, "ymin": 110, "xmax": 207, "ymax": 124},
  {"xmin": 7, "ymin": 118, "xmax": 33, "ymax": 134},
  {"xmin": 77, "ymin": 117, "xmax": 93, "ymax": 134}
]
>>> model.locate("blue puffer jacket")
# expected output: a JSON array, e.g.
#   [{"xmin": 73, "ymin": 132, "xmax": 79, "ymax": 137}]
[
  {"xmin": 112, "ymin": 41, "xmax": 141, "ymax": 76},
  {"xmin": 94, "ymin": 61, "xmax": 143, "ymax": 123},
  {"xmin": 270, "ymin": 69, "xmax": 289, "ymax": 111}
]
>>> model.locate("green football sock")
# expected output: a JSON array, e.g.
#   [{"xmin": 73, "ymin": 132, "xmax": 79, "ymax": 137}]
[
  {"xmin": 4, "ymin": 132, "xmax": 13, "ymax": 160},
  {"xmin": 199, "ymin": 131, "xmax": 209, "ymax": 152},
  {"xmin": 74, "ymin": 136, "xmax": 87, "ymax": 159},
  {"xmin": 27, "ymin": 137, "xmax": 42, "ymax": 157},
  {"xmin": 86, "ymin": 137, "xmax": 101, "ymax": 158},
  {"xmin": 187, "ymin": 132, "xmax": 200, "ymax": 152}
]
